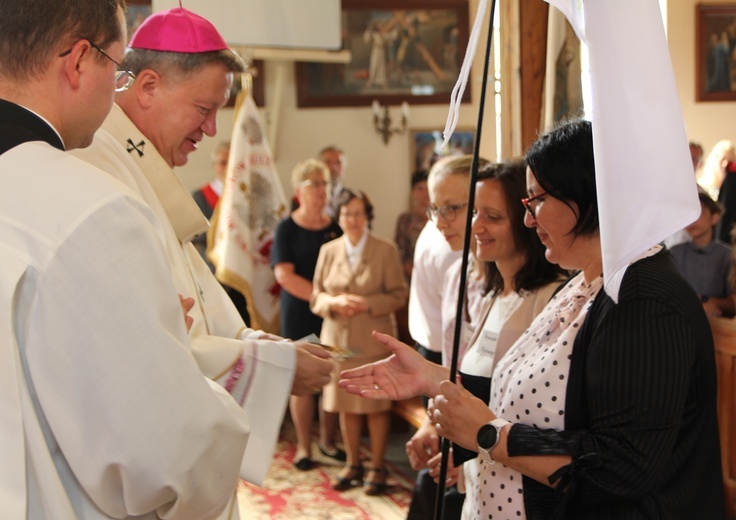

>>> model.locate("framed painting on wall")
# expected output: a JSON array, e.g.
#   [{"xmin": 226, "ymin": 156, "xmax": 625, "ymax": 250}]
[
  {"xmin": 696, "ymin": 4, "xmax": 736, "ymax": 101},
  {"xmin": 126, "ymin": 0, "xmax": 152, "ymax": 43},
  {"xmin": 410, "ymin": 127, "xmax": 475, "ymax": 173},
  {"xmin": 295, "ymin": 0, "xmax": 470, "ymax": 108}
]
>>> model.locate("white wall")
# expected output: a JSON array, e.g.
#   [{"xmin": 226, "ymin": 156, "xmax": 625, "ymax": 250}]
[
  {"xmin": 176, "ymin": 0, "xmax": 495, "ymax": 241},
  {"xmin": 669, "ymin": 0, "xmax": 736, "ymax": 155}
]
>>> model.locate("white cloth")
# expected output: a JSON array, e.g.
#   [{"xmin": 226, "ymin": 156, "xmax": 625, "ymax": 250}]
[
  {"xmin": 544, "ymin": 0, "xmax": 699, "ymax": 301},
  {"xmin": 210, "ymin": 178, "xmax": 223, "ymax": 197},
  {"xmin": 72, "ymin": 104, "xmax": 296, "ymax": 487},
  {"xmin": 364, "ymin": 27, "xmax": 388, "ymax": 87},
  {"xmin": 663, "ymin": 229, "xmax": 689, "ymax": 250},
  {"xmin": 343, "ymin": 228, "xmax": 369, "ymax": 270},
  {"xmin": 208, "ymin": 92, "xmax": 288, "ymax": 333},
  {"xmin": 408, "ymin": 221, "xmax": 462, "ymax": 351},
  {"xmin": 0, "ymin": 141, "xmax": 249, "ymax": 519}
]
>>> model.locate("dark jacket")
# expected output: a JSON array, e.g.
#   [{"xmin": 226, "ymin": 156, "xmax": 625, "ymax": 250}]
[{"xmin": 508, "ymin": 249, "xmax": 726, "ymax": 519}]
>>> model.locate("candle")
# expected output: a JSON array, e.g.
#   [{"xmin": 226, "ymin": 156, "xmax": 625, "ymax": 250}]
[{"xmin": 372, "ymin": 100, "xmax": 381, "ymax": 118}]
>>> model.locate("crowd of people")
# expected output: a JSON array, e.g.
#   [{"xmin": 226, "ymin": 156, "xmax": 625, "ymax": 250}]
[
  {"xmin": 0, "ymin": 2, "xmax": 730, "ymax": 520},
  {"xmin": 341, "ymin": 122, "xmax": 726, "ymax": 519}
]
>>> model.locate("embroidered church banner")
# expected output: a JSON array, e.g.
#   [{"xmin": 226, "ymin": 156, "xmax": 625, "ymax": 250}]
[{"xmin": 209, "ymin": 91, "xmax": 288, "ymax": 333}]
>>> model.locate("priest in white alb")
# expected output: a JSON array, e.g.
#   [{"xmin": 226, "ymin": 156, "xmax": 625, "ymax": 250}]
[{"xmin": 0, "ymin": 1, "xmax": 252, "ymax": 518}]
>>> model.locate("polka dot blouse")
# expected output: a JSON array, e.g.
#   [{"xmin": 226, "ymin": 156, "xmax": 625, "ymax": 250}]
[{"xmin": 462, "ymin": 272, "xmax": 603, "ymax": 520}]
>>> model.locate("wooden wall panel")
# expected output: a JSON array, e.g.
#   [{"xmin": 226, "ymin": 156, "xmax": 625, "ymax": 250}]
[
  {"xmin": 518, "ymin": 0, "xmax": 549, "ymax": 152},
  {"xmin": 710, "ymin": 317, "xmax": 736, "ymax": 519}
]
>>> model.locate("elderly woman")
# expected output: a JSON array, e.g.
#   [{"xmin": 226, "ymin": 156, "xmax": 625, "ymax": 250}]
[
  {"xmin": 311, "ymin": 189, "xmax": 408, "ymax": 495},
  {"xmin": 340, "ymin": 120, "xmax": 725, "ymax": 519},
  {"xmin": 271, "ymin": 159, "xmax": 344, "ymax": 470}
]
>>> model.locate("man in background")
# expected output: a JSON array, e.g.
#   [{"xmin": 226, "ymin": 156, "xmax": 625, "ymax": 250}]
[
  {"xmin": 0, "ymin": 1, "xmax": 250, "ymax": 517},
  {"xmin": 319, "ymin": 144, "xmax": 349, "ymax": 217},
  {"xmin": 192, "ymin": 141, "xmax": 231, "ymax": 265}
]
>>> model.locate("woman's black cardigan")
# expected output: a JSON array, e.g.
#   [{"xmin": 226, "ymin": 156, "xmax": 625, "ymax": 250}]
[{"xmin": 506, "ymin": 249, "xmax": 726, "ymax": 520}]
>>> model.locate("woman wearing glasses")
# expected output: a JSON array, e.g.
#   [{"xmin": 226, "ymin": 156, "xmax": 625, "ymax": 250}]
[
  {"xmin": 271, "ymin": 159, "xmax": 344, "ymax": 471},
  {"xmin": 405, "ymin": 155, "xmax": 489, "ymax": 518},
  {"xmin": 422, "ymin": 155, "xmax": 494, "ymax": 374},
  {"xmin": 428, "ymin": 156, "xmax": 492, "ymax": 370},
  {"xmin": 341, "ymin": 120, "xmax": 725, "ymax": 519},
  {"xmin": 311, "ymin": 189, "xmax": 408, "ymax": 495}
]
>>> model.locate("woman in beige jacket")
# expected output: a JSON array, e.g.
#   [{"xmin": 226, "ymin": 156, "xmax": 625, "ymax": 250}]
[{"xmin": 311, "ymin": 189, "xmax": 408, "ymax": 495}]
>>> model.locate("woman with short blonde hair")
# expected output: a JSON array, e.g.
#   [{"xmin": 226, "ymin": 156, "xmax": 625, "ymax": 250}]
[
  {"xmin": 290, "ymin": 158, "xmax": 331, "ymax": 190},
  {"xmin": 271, "ymin": 158, "xmax": 343, "ymax": 471}
]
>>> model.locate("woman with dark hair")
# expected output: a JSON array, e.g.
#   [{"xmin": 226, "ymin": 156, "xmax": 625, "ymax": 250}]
[
  {"xmin": 311, "ymin": 189, "xmax": 408, "ymax": 495},
  {"xmin": 342, "ymin": 119, "xmax": 725, "ymax": 519},
  {"xmin": 440, "ymin": 159, "xmax": 568, "ymax": 369}
]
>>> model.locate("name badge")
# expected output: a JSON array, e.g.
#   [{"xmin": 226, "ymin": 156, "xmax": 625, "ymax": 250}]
[{"xmin": 477, "ymin": 330, "xmax": 498, "ymax": 358}]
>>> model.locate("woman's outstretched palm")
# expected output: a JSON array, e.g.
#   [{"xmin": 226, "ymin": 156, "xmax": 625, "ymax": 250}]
[{"xmin": 339, "ymin": 331, "xmax": 446, "ymax": 400}]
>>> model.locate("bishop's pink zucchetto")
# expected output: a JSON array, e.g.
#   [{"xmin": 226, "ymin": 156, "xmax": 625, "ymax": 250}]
[{"xmin": 128, "ymin": 7, "xmax": 228, "ymax": 53}]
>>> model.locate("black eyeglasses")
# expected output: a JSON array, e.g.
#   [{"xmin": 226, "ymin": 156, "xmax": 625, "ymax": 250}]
[
  {"xmin": 58, "ymin": 40, "xmax": 136, "ymax": 92},
  {"xmin": 425, "ymin": 202, "xmax": 468, "ymax": 222},
  {"xmin": 520, "ymin": 191, "xmax": 547, "ymax": 216}
]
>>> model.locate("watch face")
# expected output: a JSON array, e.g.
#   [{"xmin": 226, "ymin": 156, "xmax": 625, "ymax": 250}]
[{"xmin": 477, "ymin": 423, "xmax": 498, "ymax": 450}]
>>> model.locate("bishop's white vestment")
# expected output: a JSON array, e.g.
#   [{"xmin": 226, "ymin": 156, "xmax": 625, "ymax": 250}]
[{"xmin": 72, "ymin": 104, "xmax": 296, "ymax": 488}]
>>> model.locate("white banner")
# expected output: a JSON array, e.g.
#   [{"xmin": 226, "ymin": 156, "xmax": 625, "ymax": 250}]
[{"xmin": 209, "ymin": 91, "xmax": 288, "ymax": 332}]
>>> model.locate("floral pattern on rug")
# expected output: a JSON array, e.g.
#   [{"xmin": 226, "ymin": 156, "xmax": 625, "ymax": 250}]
[{"xmin": 238, "ymin": 422, "xmax": 414, "ymax": 519}]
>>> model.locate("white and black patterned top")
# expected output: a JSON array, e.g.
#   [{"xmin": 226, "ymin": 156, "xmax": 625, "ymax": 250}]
[{"xmin": 462, "ymin": 272, "xmax": 603, "ymax": 520}]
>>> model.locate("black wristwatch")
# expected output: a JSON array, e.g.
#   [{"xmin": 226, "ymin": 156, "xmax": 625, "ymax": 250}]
[{"xmin": 476, "ymin": 418, "xmax": 510, "ymax": 464}]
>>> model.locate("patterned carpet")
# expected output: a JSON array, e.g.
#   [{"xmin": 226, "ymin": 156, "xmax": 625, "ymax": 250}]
[{"xmin": 238, "ymin": 419, "xmax": 415, "ymax": 519}]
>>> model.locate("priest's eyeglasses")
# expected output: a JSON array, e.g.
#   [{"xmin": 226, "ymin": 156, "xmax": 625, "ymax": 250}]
[
  {"xmin": 521, "ymin": 191, "xmax": 547, "ymax": 216},
  {"xmin": 58, "ymin": 41, "xmax": 136, "ymax": 92},
  {"xmin": 425, "ymin": 202, "xmax": 468, "ymax": 222}
]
